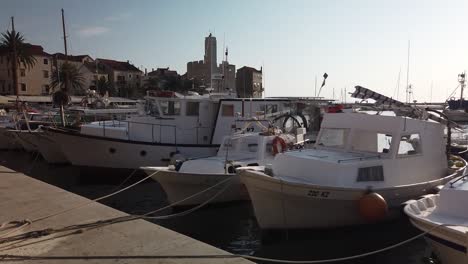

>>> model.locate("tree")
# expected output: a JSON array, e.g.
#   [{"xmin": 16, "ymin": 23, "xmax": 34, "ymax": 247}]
[
  {"xmin": 0, "ymin": 30, "xmax": 37, "ymax": 95},
  {"xmin": 51, "ymin": 62, "xmax": 85, "ymax": 95},
  {"xmin": 96, "ymin": 77, "xmax": 115, "ymax": 96}
]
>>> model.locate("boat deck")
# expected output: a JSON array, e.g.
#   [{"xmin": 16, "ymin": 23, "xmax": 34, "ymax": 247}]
[{"xmin": 0, "ymin": 165, "xmax": 252, "ymax": 264}]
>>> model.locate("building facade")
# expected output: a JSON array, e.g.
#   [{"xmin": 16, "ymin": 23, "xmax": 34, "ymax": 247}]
[
  {"xmin": 98, "ymin": 59, "xmax": 143, "ymax": 98},
  {"xmin": 53, "ymin": 53, "xmax": 108, "ymax": 94},
  {"xmin": 0, "ymin": 44, "xmax": 53, "ymax": 95},
  {"xmin": 236, "ymin": 66, "xmax": 263, "ymax": 98}
]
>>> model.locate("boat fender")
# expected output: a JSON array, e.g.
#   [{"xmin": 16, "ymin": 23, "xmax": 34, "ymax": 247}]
[
  {"xmin": 358, "ymin": 191, "xmax": 388, "ymax": 222},
  {"xmin": 272, "ymin": 136, "xmax": 287, "ymax": 156}
]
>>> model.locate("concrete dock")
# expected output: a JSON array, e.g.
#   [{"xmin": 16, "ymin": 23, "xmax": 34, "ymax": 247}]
[{"xmin": 0, "ymin": 165, "xmax": 253, "ymax": 263}]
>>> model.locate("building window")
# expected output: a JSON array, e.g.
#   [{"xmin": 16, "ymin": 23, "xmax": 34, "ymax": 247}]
[
  {"xmin": 43, "ymin": 85, "xmax": 50, "ymax": 94},
  {"xmin": 129, "ymin": 74, "xmax": 132, "ymax": 79},
  {"xmin": 186, "ymin": 102, "xmax": 200, "ymax": 116},
  {"xmin": 43, "ymin": 70, "xmax": 49, "ymax": 78},
  {"xmin": 20, "ymin": 83, "xmax": 26, "ymax": 92},
  {"xmin": 43, "ymin": 58, "xmax": 49, "ymax": 65},
  {"xmin": 20, "ymin": 69, "xmax": 25, "ymax": 77},
  {"xmin": 221, "ymin": 104, "xmax": 234, "ymax": 117}
]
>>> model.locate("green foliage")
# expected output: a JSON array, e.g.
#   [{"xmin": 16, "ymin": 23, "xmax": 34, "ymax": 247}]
[
  {"xmin": 0, "ymin": 30, "xmax": 37, "ymax": 70},
  {"xmin": 96, "ymin": 77, "xmax": 116, "ymax": 96},
  {"xmin": 51, "ymin": 62, "xmax": 85, "ymax": 95}
]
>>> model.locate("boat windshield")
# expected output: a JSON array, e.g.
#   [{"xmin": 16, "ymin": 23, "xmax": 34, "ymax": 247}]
[
  {"xmin": 317, "ymin": 128, "xmax": 349, "ymax": 148},
  {"xmin": 145, "ymin": 99, "xmax": 160, "ymax": 116},
  {"xmin": 349, "ymin": 130, "xmax": 393, "ymax": 154}
]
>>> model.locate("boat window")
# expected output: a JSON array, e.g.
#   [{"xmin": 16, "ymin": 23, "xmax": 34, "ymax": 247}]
[
  {"xmin": 317, "ymin": 128, "xmax": 349, "ymax": 148},
  {"xmin": 357, "ymin": 166, "xmax": 384, "ymax": 182},
  {"xmin": 349, "ymin": 131, "xmax": 392, "ymax": 154},
  {"xmin": 145, "ymin": 99, "xmax": 160, "ymax": 116},
  {"xmin": 186, "ymin": 102, "xmax": 199, "ymax": 116},
  {"xmin": 222, "ymin": 104, "xmax": 234, "ymax": 116},
  {"xmin": 398, "ymin": 134, "xmax": 421, "ymax": 156},
  {"xmin": 160, "ymin": 100, "xmax": 180, "ymax": 115}
]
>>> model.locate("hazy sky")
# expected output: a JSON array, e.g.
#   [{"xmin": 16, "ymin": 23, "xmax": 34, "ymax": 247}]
[{"xmin": 1, "ymin": 0, "xmax": 468, "ymax": 102}]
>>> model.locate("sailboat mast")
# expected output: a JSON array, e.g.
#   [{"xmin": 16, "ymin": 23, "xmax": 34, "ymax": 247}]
[
  {"xmin": 11, "ymin": 17, "xmax": 18, "ymax": 98},
  {"xmin": 61, "ymin": 9, "xmax": 68, "ymax": 60}
]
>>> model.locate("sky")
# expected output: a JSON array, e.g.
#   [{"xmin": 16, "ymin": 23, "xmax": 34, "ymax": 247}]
[{"xmin": 1, "ymin": 0, "xmax": 468, "ymax": 102}]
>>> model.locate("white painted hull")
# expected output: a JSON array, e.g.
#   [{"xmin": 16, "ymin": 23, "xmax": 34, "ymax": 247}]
[
  {"xmin": 406, "ymin": 203, "xmax": 468, "ymax": 264},
  {"xmin": 0, "ymin": 127, "xmax": 21, "ymax": 150},
  {"xmin": 45, "ymin": 128, "xmax": 218, "ymax": 169},
  {"xmin": 12, "ymin": 131, "xmax": 38, "ymax": 152},
  {"xmin": 240, "ymin": 169, "xmax": 461, "ymax": 230},
  {"xmin": 143, "ymin": 168, "xmax": 249, "ymax": 206},
  {"xmin": 28, "ymin": 132, "xmax": 69, "ymax": 164}
]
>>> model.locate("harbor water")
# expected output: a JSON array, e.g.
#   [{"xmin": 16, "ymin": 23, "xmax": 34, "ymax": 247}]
[{"xmin": 0, "ymin": 150, "xmax": 431, "ymax": 264}]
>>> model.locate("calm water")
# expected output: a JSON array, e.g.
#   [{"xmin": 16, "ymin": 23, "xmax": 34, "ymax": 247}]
[{"xmin": 0, "ymin": 150, "xmax": 433, "ymax": 264}]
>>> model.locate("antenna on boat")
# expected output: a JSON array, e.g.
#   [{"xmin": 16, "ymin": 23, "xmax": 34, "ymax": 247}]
[
  {"xmin": 458, "ymin": 72, "xmax": 465, "ymax": 108},
  {"xmin": 404, "ymin": 40, "xmax": 411, "ymax": 131}
]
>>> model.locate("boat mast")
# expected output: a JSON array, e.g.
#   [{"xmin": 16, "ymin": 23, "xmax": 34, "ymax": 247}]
[
  {"xmin": 11, "ymin": 17, "xmax": 18, "ymax": 101},
  {"xmin": 59, "ymin": 8, "xmax": 68, "ymax": 127},
  {"xmin": 459, "ymin": 72, "xmax": 465, "ymax": 108}
]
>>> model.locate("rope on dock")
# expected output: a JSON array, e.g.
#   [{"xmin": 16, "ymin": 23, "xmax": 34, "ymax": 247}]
[
  {"xmin": 0, "ymin": 176, "xmax": 236, "ymax": 250},
  {"xmin": 30, "ymin": 170, "xmax": 158, "ymax": 223},
  {"xmin": 0, "ymin": 223, "xmax": 451, "ymax": 263}
]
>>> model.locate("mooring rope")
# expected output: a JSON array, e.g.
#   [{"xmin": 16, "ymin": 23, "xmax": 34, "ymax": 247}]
[
  {"xmin": 0, "ymin": 174, "xmax": 236, "ymax": 250},
  {"xmin": 0, "ymin": 223, "xmax": 452, "ymax": 263}
]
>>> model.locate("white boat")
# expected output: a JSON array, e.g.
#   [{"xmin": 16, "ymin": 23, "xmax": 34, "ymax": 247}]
[
  {"xmin": 239, "ymin": 86, "xmax": 464, "ymax": 230},
  {"xmin": 404, "ymin": 163, "xmax": 468, "ymax": 264},
  {"xmin": 444, "ymin": 72, "xmax": 468, "ymax": 122},
  {"xmin": 44, "ymin": 91, "xmax": 326, "ymax": 169},
  {"xmin": 0, "ymin": 115, "xmax": 21, "ymax": 150},
  {"xmin": 141, "ymin": 128, "xmax": 306, "ymax": 206}
]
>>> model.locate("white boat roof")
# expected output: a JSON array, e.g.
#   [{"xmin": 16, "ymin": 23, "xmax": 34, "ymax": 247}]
[{"xmin": 322, "ymin": 112, "xmax": 443, "ymax": 133}]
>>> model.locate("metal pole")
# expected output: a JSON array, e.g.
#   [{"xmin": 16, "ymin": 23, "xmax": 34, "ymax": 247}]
[
  {"xmin": 59, "ymin": 9, "xmax": 68, "ymax": 127},
  {"xmin": 11, "ymin": 17, "xmax": 19, "ymax": 99}
]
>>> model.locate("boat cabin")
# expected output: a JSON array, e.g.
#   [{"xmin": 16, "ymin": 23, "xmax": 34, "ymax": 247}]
[{"xmin": 271, "ymin": 112, "xmax": 448, "ymax": 187}]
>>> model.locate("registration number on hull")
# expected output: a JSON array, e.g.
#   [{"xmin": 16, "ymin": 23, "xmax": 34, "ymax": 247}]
[{"xmin": 307, "ymin": 190, "xmax": 330, "ymax": 198}]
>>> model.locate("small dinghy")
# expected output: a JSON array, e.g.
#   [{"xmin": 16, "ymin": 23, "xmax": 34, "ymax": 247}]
[{"xmin": 404, "ymin": 157, "xmax": 468, "ymax": 264}]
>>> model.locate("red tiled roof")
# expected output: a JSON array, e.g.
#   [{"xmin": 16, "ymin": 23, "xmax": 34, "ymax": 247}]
[
  {"xmin": 0, "ymin": 44, "xmax": 51, "ymax": 57},
  {"xmin": 53, "ymin": 53, "xmax": 92, "ymax": 62},
  {"xmin": 97, "ymin": 58, "xmax": 142, "ymax": 72}
]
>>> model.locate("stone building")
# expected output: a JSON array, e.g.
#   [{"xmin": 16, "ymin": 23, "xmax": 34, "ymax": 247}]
[
  {"xmin": 97, "ymin": 59, "xmax": 143, "ymax": 97},
  {"xmin": 236, "ymin": 66, "xmax": 263, "ymax": 98},
  {"xmin": 186, "ymin": 34, "xmax": 235, "ymax": 93}
]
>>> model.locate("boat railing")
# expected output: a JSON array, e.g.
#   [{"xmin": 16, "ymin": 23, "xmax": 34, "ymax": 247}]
[
  {"xmin": 97, "ymin": 119, "xmax": 213, "ymax": 145},
  {"xmin": 337, "ymin": 155, "xmax": 381, "ymax": 163}
]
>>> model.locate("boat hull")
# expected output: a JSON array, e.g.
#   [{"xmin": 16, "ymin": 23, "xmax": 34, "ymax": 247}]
[
  {"xmin": 12, "ymin": 130, "xmax": 38, "ymax": 152},
  {"xmin": 44, "ymin": 128, "xmax": 218, "ymax": 169},
  {"xmin": 405, "ymin": 196, "xmax": 468, "ymax": 264},
  {"xmin": 0, "ymin": 127, "xmax": 21, "ymax": 150},
  {"xmin": 143, "ymin": 168, "xmax": 249, "ymax": 206},
  {"xmin": 29, "ymin": 132, "xmax": 69, "ymax": 164},
  {"xmin": 240, "ymin": 169, "xmax": 463, "ymax": 230}
]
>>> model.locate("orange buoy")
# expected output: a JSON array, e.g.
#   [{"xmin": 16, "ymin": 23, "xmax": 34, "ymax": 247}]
[{"xmin": 358, "ymin": 192, "xmax": 388, "ymax": 222}]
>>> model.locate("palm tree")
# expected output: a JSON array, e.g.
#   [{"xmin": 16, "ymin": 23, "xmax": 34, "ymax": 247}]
[
  {"xmin": 51, "ymin": 62, "xmax": 85, "ymax": 95},
  {"xmin": 0, "ymin": 30, "xmax": 37, "ymax": 95},
  {"xmin": 96, "ymin": 76, "xmax": 115, "ymax": 96}
]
